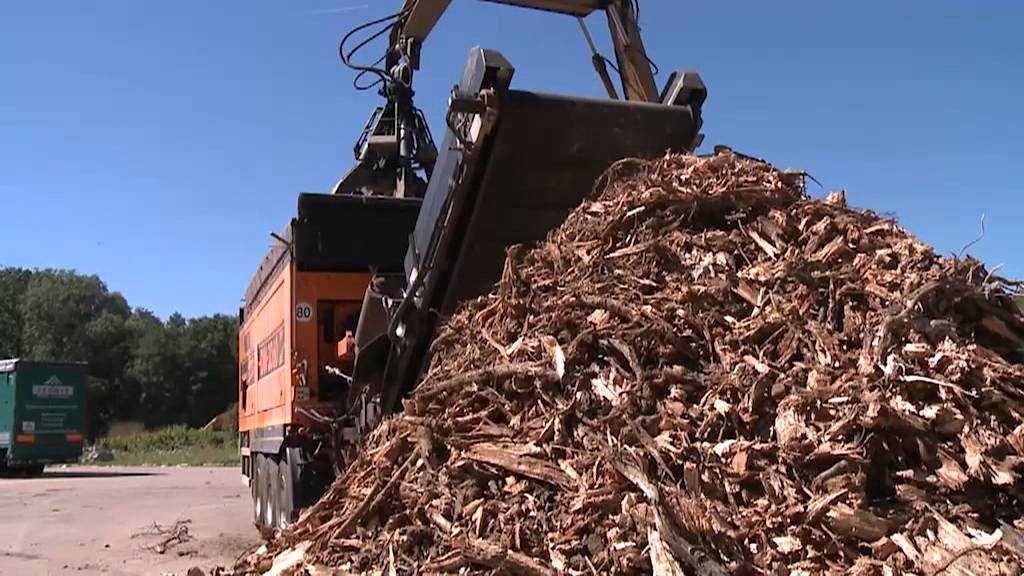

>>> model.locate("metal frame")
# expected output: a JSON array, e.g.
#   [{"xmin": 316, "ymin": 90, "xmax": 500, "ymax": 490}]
[
  {"xmin": 348, "ymin": 46, "xmax": 703, "ymax": 415},
  {"xmin": 393, "ymin": 0, "xmax": 658, "ymax": 102}
]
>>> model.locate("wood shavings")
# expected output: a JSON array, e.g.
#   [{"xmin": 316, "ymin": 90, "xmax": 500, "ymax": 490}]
[{"xmin": 230, "ymin": 152, "xmax": 1024, "ymax": 575}]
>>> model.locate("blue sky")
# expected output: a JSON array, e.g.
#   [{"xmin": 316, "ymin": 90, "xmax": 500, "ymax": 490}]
[{"xmin": 1, "ymin": 1, "xmax": 1021, "ymax": 318}]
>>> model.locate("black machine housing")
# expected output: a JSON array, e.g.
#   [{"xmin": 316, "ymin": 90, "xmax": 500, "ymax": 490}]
[{"xmin": 346, "ymin": 47, "xmax": 706, "ymax": 420}]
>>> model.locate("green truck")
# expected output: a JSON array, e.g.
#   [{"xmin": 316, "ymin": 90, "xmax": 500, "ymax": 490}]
[{"xmin": 0, "ymin": 359, "xmax": 87, "ymax": 475}]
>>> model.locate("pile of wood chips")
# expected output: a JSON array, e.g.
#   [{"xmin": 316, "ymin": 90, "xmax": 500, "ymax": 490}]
[{"xmin": 239, "ymin": 152, "xmax": 1024, "ymax": 575}]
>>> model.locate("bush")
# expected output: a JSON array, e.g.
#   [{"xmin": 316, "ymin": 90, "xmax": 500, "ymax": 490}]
[{"xmin": 101, "ymin": 425, "xmax": 235, "ymax": 454}]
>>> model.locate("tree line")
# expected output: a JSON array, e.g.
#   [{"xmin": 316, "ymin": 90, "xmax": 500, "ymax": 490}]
[{"xmin": 0, "ymin": 267, "xmax": 237, "ymax": 438}]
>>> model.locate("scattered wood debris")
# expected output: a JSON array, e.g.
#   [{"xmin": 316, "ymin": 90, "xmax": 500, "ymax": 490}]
[
  {"xmin": 133, "ymin": 519, "xmax": 194, "ymax": 555},
  {"xmin": 232, "ymin": 152, "xmax": 1024, "ymax": 574}
]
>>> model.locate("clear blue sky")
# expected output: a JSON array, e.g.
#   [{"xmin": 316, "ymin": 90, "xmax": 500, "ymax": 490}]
[{"xmin": 2, "ymin": 2, "xmax": 1021, "ymax": 318}]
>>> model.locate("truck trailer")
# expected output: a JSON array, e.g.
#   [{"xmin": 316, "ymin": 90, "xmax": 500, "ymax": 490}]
[
  {"xmin": 0, "ymin": 359, "xmax": 87, "ymax": 475},
  {"xmin": 239, "ymin": 194, "xmax": 420, "ymax": 527}
]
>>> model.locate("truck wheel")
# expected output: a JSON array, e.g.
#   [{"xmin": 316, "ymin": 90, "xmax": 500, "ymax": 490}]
[
  {"xmin": 277, "ymin": 453, "xmax": 296, "ymax": 528},
  {"xmin": 252, "ymin": 454, "xmax": 263, "ymax": 526},
  {"xmin": 267, "ymin": 454, "xmax": 281, "ymax": 529},
  {"xmin": 262, "ymin": 453, "xmax": 278, "ymax": 528}
]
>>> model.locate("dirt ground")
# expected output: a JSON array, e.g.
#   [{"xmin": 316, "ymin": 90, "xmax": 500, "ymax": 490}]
[{"xmin": 0, "ymin": 465, "xmax": 258, "ymax": 575}]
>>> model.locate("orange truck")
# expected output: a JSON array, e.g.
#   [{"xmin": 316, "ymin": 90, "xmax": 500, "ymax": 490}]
[{"xmin": 238, "ymin": 194, "xmax": 419, "ymax": 527}]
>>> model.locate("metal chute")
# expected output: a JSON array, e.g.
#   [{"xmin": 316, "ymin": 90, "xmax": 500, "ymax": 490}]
[{"xmin": 350, "ymin": 47, "xmax": 705, "ymax": 412}]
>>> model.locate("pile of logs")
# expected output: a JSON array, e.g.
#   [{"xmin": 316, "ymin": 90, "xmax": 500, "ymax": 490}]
[{"xmin": 238, "ymin": 152, "xmax": 1024, "ymax": 575}]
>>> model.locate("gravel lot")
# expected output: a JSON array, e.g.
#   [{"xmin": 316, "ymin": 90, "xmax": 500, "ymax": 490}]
[{"xmin": 0, "ymin": 466, "xmax": 258, "ymax": 575}]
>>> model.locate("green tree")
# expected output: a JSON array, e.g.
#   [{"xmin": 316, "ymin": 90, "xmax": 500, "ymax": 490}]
[
  {"xmin": 180, "ymin": 314, "xmax": 238, "ymax": 427},
  {"xmin": 20, "ymin": 270, "xmax": 113, "ymax": 361},
  {"xmin": 120, "ymin": 309, "xmax": 163, "ymax": 419},
  {"xmin": 0, "ymin": 268, "xmax": 32, "ymax": 358},
  {"xmin": 83, "ymin": 293, "xmax": 131, "ymax": 381},
  {"xmin": 1, "ymin": 268, "xmax": 238, "ymax": 433},
  {"xmin": 126, "ymin": 310, "xmax": 182, "ymax": 427}
]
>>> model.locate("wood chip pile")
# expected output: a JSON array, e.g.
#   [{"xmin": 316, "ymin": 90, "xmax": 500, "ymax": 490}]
[{"xmin": 239, "ymin": 152, "xmax": 1024, "ymax": 575}]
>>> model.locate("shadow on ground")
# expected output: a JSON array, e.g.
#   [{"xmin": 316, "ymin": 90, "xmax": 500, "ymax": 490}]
[{"xmin": 0, "ymin": 469, "xmax": 160, "ymax": 480}]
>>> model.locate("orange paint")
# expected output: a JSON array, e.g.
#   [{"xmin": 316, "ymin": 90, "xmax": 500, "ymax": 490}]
[{"xmin": 238, "ymin": 261, "xmax": 370, "ymax": 434}]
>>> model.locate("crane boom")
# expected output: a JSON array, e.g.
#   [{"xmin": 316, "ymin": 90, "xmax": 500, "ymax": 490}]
[
  {"xmin": 392, "ymin": 0, "xmax": 658, "ymax": 102},
  {"xmin": 334, "ymin": 0, "xmax": 664, "ymax": 199},
  {"xmin": 398, "ymin": 1, "xmax": 601, "ymax": 43}
]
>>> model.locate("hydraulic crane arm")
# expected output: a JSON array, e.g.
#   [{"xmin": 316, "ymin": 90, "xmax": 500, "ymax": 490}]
[
  {"xmin": 391, "ymin": 0, "xmax": 659, "ymax": 102},
  {"xmin": 334, "ymin": 0, "xmax": 663, "ymax": 198}
]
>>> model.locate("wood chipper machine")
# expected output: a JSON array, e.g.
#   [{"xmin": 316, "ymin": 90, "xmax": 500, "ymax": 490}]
[{"xmin": 238, "ymin": 0, "xmax": 707, "ymax": 528}]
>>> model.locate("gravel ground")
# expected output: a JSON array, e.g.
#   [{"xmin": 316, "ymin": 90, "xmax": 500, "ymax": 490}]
[{"xmin": 0, "ymin": 465, "xmax": 258, "ymax": 575}]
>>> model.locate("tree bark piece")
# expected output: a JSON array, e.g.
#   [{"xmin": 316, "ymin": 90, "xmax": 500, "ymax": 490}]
[
  {"xmin": 460, "ymin": 537, "xmax": 555, "ymax": 576},
  {"xmin": 418, "ymin": 363, "xmax": 559, "ymax": 402},
  {"xmin": 463, "ymin": 442, "xmax": 571, "ymax": 489}
]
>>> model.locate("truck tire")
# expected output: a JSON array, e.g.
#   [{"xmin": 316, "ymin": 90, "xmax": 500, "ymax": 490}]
[
  {"xmin": 252, "ymin": 454, "xmax": 263, "ymax": 526},
  {"xmin": 277, "ymin": 452, "xmax": 296, "ymax": 528},
  {"xmin": 256, "ymin": 453, "xmax": 275, "ymax": 528},
  {"xmin": 264, "ymin": 454, "xmax": 278, "ymax": 528},
  {"xmin": 267, "ymin": 454, "xmax": 281, "ymax": 529}
]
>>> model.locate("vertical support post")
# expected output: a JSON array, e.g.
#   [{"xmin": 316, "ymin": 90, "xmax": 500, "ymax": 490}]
[
  {"xmin": 605, "ymin": 0, "xmax": 659, "ymax": 103},
  {"xmin": 576, "ymin": 17, "xmax": 619, "ymax": 100}
]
